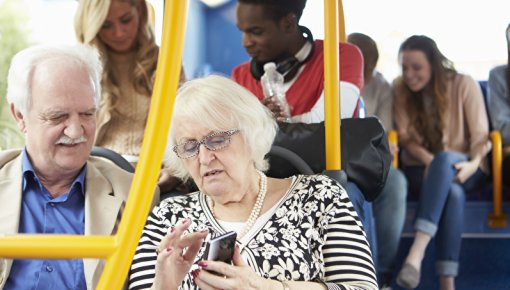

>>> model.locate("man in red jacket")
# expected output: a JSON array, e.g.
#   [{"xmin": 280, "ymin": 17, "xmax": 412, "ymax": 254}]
[
  {"xmin": 231, "ymin": 0, "xmax": 377, "ymax": 265},
  {"xmin": 231, "ymin": 3, "xmax": 406, "ymax": 288},
  {"xmin": 232, "ymin": 0, "xmax": 364, "ymax": 122}
]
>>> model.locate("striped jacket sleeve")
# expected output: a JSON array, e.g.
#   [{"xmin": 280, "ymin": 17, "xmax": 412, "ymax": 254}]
[
  {"xmin": 321, "ymin": 181, "xmax": 378, "ymax": 290},
  {"xmin": 128, "ymin": 206, "xmax": 167, "ymax": 290}
]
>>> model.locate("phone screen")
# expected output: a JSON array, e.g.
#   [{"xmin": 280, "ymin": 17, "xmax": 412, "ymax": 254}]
[{"xmin": 203, "ymin": 231, "xmax": 237, "ymax": 263}]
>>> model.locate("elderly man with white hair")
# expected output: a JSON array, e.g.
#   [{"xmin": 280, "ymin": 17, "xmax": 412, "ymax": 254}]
[{"xmin": 0, "ymin": 44, "xmax": 158, "ymax": 289}]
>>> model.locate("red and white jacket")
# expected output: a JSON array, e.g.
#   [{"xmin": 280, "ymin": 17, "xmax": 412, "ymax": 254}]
[{"xmin": 232, "ymin": 40, "xmax": 364, "ymax": 122}]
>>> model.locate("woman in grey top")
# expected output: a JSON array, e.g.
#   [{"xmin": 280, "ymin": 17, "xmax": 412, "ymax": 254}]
[{"xmin": 487, "ymin": 23, "xmax": 510, "ymax": 187}]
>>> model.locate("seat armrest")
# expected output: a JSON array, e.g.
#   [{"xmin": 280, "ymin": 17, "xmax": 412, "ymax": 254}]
[
  {"xmin": 388, "ymin": 129, "xmax": 398, "ymax": 168},
  {"xmin": 488, "ymin": 130, "xmax": 507, "ymax": 228}
]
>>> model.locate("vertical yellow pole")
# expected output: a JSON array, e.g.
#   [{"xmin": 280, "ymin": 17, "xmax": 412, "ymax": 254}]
[
  {"xmin": 96, "ymin": 0, "xmax": 188, "ymax": 288},
  {"xmin": 488, "ymin": 131, "xmax": 507, "ymax": 227},
  {"xmin": 338, "ymin": 0, "xmax": 346, "ymax": 42},
  {"xmin": 388, "ymin": 130, "xmax": 399, "ymax": 168},
  {"xmin": 324, "ymin": 0, "xmax": 341, "ymax": 170}
]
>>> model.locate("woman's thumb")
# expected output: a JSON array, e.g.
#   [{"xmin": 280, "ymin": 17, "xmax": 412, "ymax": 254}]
[{"xmin": 232, "ymin": 244, "xmax": 246, "ymax": 266}]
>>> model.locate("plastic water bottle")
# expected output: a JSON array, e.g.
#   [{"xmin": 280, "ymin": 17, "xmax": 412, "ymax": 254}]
[{"xmin": 260, "ymin": 62, "xmax": 291, "ymax": 121}]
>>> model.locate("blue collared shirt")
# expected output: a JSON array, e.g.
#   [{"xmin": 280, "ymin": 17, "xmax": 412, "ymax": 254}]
[{"xmin": 5, "ymin": 149, "xmax": 87, "ymax": 290}]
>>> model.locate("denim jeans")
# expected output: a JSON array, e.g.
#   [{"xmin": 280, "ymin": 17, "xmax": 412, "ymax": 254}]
[
  {"xmin": 345, "ymin": 181, "xmax": 373, "ymax": 246},
  {"xmin": 403, "ymin": 151, "xmax": 487, "ymax": 276},
  {"xmin": 372, "ymin": 166, "xmax": 407, "ymax": 283}
]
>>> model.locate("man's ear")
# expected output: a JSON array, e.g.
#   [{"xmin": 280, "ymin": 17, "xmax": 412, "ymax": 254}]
[
  {"xmin": 10, "ymin": 103, "xmax": 26, "ymax": 133},
  {"xmin": 281, "ymin": 13, "xmax": 298, "ymax": 33}
]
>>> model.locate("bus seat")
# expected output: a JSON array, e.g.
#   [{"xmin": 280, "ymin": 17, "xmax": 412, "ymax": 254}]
[
  {"xmin": 265, "ymin": 145, "xmax": 314, "ymax": 177},
  {"xmin": 268, "ymin": 117, "xmax": 390, "ymax": 202},
  {"xmin": 91, "ymin": 146, "xmax": 135, "ymax": 173},
  {"xmin": 478, "ymin": 80, "xmax": 506, "ymax": 227},
  {"xmin": 357, "ymin": 96, "xmax": 366, "ymax": 118},
  {"xmin": 387, "ymin": 127, "xmax": 506, "ymax": 228},
  {"xmin": 479, "ymin": 80, "xmax": 495, "ymax": 130}
]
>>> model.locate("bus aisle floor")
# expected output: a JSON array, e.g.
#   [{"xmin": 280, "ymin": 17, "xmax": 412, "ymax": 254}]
[{"xmin": 391, "ymin": 201, "xmax": 510, "ymax": 290}]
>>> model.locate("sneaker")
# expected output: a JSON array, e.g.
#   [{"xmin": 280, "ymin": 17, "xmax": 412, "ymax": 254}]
[{"xmin": 380, "ymin": 284, "xmax": 392, "ymax": 290}]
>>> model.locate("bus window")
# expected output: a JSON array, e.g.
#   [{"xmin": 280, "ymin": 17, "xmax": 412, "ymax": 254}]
[{"xmin": 301, "ymin": 0, "xmax": 509, "ymax": 81}]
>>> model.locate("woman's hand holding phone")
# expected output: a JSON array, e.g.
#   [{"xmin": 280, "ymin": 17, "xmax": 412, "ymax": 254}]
[
  {"xmin": 153, "ymin": 218, "xmax": 208, "ymax": 290},
  {"xmin": 203, "ymin": 231, "xmax": 237, "ymax": 265},
  {"xmin": 194, "ymin": 235, "xmax": 279, "ymax": 290}
]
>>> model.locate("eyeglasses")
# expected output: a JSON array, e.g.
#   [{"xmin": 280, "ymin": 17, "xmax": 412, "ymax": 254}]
[{"xmin": 173, "ymin": 129, "xmax": 240, "ymax": 159}]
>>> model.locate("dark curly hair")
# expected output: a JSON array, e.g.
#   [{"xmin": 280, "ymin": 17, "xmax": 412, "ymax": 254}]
[{"xmin": 238, "ymin": 0, "xmax": 307, "ymax": 22}]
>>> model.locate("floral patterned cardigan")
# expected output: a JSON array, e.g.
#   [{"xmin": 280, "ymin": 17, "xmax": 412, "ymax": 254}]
[{"xmin": 129, "ymin": 174, "xmax": 378, "ymax": 290}]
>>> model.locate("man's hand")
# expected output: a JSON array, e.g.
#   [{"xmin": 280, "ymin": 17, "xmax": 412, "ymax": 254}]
[{"xmin": 261, "ymin": 97, "xmax": 291, "ymax": 122}]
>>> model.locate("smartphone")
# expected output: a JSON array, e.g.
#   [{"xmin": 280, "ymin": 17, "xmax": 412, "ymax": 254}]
[{"xmin": 203, "ymin": 231, "xmax": 237, "ymax": 264}]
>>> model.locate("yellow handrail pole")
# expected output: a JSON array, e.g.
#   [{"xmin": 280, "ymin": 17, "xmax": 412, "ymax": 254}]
[
  {"xmin": 0, "ymin": 236, "xmax": 115, "ymax": 259},
  {"xmin": 388, "ymin": 129, "xmax": 399, "ymax": 168},
  {"xmin": 488, "ymin": 130, "xmax": 507, "ymax": 227},
  {"xmin": 337, "ymin": 0, "xmax": 346, "ymax": 42},
  {"xmin": 96, "ymin": 0, "xmax": 188, "ymax": 288},
  {"xmin": 0, "ymin": 0, "xmax": 187, "ymax": 287},
  {"xmin": 324, "ymin": 0, "xmax": 341, "ymax": 170},
  {"xmin": 491, "ymin": 131, "xmax": 503, "ymax": 216}
]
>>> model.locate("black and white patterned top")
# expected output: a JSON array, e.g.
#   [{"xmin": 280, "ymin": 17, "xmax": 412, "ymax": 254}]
[{"xmin": 128, "ymin": 174, "xmax": 378, "ymax": 290}]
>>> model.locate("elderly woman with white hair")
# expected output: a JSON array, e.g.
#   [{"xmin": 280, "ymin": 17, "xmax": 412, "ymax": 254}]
[{"xmin": 128, "ymin": 75, "xmax": 377, "ymax": 290}]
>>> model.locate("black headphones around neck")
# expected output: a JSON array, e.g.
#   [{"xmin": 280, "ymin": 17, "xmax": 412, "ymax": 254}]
[{"xmin": 250, "ymin": 26, "xmax": 314, "ymax": 81}]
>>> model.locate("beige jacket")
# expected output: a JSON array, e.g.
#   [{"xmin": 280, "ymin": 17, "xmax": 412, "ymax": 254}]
[
  {"xmin": 394, "ymin": 73, "xmax": 491, "ymax": 171},
  {"xmin": 0, "ymin": 149, "xmax": 159, "ymax": 289}
]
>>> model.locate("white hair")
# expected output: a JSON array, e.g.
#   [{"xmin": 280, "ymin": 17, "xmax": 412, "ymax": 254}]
[
  {"xmin": 166, "ymin": 74, "xmax": 278, "ymax": 181},
  {"xmin": 6, "ymin": 44, "xmax": 102, "ymax": 115}
]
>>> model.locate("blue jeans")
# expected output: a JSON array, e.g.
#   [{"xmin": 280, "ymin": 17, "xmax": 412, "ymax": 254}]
[
  {"xmin": 403, "ymin": 151, "xmax": 487, "ymax": 276},
  {"xmin": 372, "ymin": 166, "xmax": 407, "ymax": 282},
  {"xmin": 345, "ymin": 181, "xmax": 373, "ymax": 246}
]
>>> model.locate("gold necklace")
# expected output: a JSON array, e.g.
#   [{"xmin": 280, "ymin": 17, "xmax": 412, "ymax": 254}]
[{"xmin": 207, "ymin": 170, "xmax": 267, "ymax": 239}]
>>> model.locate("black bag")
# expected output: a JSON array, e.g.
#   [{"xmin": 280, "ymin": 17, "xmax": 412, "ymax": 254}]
[{"xmin": 266, "ymin": 117, "xmax": 391, "ymax": 201}]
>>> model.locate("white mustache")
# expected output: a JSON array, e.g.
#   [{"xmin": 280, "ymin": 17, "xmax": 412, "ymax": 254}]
[{"xmin": 55, "ymin": 135, "xmax": 87, "ymax": 145}]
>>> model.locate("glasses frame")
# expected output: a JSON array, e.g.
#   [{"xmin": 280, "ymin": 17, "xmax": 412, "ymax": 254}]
[{"xmin": 172, "ymin": 129, "xmax": 240, "ymax": 159}]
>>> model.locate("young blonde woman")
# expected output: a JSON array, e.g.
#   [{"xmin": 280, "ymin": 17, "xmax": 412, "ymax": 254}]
[{"xmin": 75, "ymin": 0, "xmax": 185, "ymax": 192}]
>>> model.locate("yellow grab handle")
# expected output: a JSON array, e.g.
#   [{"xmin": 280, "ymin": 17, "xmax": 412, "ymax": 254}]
[{"xmin": 0, "ymin": 1, "xmax": 189, "ymax": 289}]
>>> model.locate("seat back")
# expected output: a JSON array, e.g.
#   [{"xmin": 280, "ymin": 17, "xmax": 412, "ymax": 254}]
[
  {"xmin": 265, "ymin": 145, "xmax": 314, "ymax": 178},
  {"xmin": 479, "ymin": 80, "xmax": 495, "ymax": 130},
  {"xmin": 268, "ymin": 117, "xmax": 391, "ymax": 201},
  {"xmin": 91, "ymin": 146, "xmax": 135, "ymax": 173}
]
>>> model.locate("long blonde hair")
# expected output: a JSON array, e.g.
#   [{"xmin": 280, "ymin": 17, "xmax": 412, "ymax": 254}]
[{"xmin": 74, "ymin": 0, "xmax": 158, "ymax": 112}]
